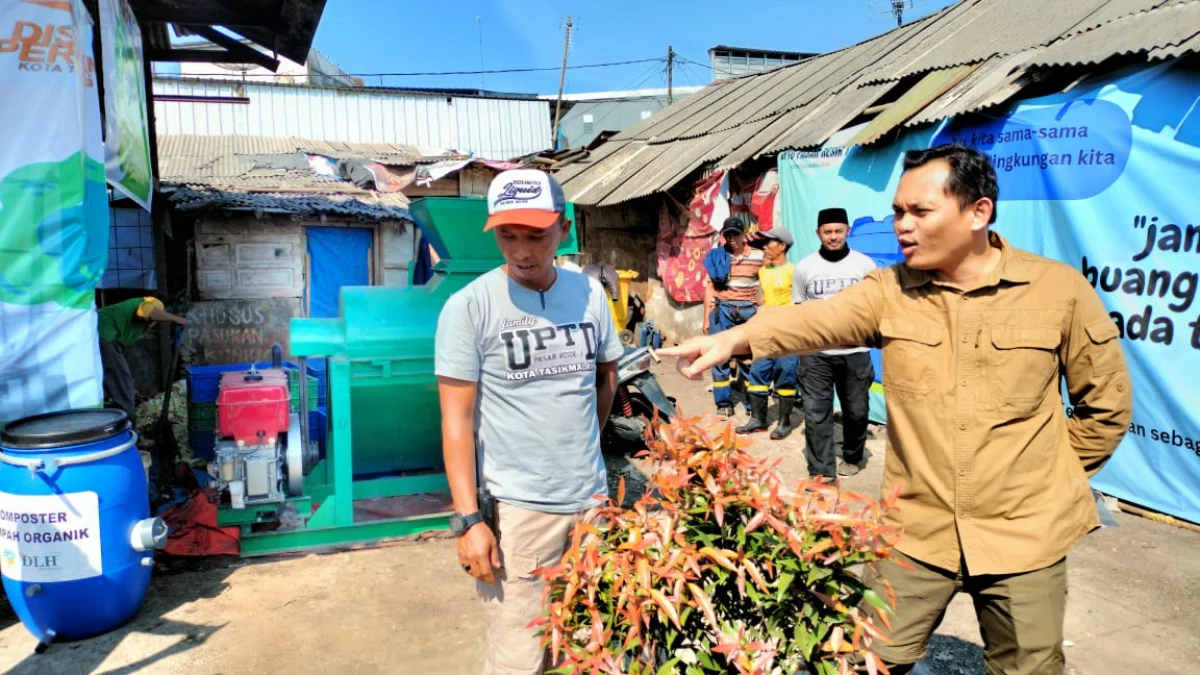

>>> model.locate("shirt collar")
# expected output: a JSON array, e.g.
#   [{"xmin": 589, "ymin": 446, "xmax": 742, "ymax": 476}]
[{"xmin": 899, "ymin": 231, "xmax": 1031, "ymax": 290}]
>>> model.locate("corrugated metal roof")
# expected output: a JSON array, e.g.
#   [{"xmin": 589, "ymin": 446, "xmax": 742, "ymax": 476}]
[
  {"xmin": 152, "ymin": 78, "xmax": 553, "ymax": 160},
  {"xmin": 559, "ymin": 0, "xmax": 1200, "ymax": 206},
  {"xmin": 1063, "ymin": 0, "xmax": 1177, "ymax": 29},
  {"xmin": 903, "ymin": 52, "xmax": 1037, "ymax": 127},
  {"xmin": 136, "ymin": 0, "xmax": 328, "ymax": 65},
  {"xmin": 1028, "ymin": 2, "xmax": 1200, "ymax": 67},
  {"xmin": 596, "ymin": 137, "xmax": 715, "ymax": 206},
  {"xmin": 167, "ymin": 188, "xmax": 410, "ymax": 219},
  {"xmin": 1150, "ymin": 31, "xmax": 1200, "ymax": 60},
  {"xmin": 555, "ymin": 142, "xmax": 656, "ymax": 205},
  {"xmin": 761, "ymin": 82, "xmax": 894, "ymax": 156},
  {"xmin": 846, "ymin": 64, "xmax": 979, "ymax": 146},
  {"xmin": 861, "ymin": 0, "xmax": 1118, "ymax": 84},
  {"xmin": 157, "ymin": 135, "xmax": 441, "ymax": 219}
]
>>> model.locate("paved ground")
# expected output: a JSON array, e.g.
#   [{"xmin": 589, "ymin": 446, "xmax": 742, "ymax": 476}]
[{"xmin": 1, "ymin": 363, "xmax": 1198, "ymax": 674}]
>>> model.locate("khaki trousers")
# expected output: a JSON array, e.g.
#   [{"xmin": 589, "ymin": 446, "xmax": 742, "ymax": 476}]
[
  {"xmin": 863, "ymin": 550, "xmax": 1068, "ymax": 675},
  {"xmin": 478, "ymin": 501, "xmax": 583, "ymax": 675}
]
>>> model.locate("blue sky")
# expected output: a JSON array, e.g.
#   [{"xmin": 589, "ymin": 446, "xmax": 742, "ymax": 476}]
[{"xmin": 311, "ymin": 0, "xmax": 958, "ymax": 94}]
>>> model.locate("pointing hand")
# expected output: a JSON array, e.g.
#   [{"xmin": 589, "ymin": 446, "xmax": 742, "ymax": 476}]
[{"xmin": 658, "ymin": 328, "xmax": 750, "ymax": 380}]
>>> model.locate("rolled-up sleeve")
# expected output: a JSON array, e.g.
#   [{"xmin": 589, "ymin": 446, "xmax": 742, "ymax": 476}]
[
  {"xmin": 1062, "ymin": 274, "xmax": 1133, "ymax": 476},
  {"xmin": 743, "ymin": 269, "xmax": 886, "ymax": 359}
]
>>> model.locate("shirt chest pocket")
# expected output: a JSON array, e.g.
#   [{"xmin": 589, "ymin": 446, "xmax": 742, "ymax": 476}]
[
  {"xmin": 879, "ymin": 317, "xmax": 943, "ymax": 397},
  {"xmin": 988, "ymin": 325, "xmax": 1062, "ymax": 412}
]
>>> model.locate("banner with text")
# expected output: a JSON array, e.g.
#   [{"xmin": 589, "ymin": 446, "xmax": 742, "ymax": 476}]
[
  {"xmin": 0, "ymin": 0, "xmax": 107, "ymax": 423},
  {"xmin": 98, "ymin": 0, "xmax": 152, "ymax": 209},
  {"xmin": 779, "ymin": 61, "xmax": 1200, "ymax": 524}
]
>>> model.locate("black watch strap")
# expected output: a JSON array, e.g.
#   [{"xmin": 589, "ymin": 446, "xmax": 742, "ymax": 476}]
[{"xmin": 452, "ymin": 511, "xmax": 484, "ymax": 536}]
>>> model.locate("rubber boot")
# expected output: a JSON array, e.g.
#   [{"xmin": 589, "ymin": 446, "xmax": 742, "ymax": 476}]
[
  {"xmin": 736, "ymin": 395, "xmax": 770, "ymax": 434},
  {"xmin": 770, "ymin": 397, "xmax": 796, "ymax": 440}
]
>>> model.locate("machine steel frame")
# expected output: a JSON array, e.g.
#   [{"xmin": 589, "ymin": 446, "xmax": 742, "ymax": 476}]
[{"xmin": 216, "ymin": 355, "xmax": 451, "ymax": 557}]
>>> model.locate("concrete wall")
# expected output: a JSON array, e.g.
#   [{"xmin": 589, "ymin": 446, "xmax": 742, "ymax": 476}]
[{"xmin": 643, "ymin": 279, "xmax": 705, "ymax": 346}]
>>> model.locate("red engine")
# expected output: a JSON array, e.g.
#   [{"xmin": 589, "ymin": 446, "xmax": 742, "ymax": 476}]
[{"xmin": 216, "ymin": 368, "xmax": 290, "ymax": 445}]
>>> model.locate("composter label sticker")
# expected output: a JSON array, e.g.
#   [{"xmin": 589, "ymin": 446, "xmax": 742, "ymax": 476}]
[{"xmin": 0, "ymin": 491, "xmax": 102, "ymax": 582}]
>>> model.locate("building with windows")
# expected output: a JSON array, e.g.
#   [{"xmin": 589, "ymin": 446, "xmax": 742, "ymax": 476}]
[{"xmin": 708, "ymin": 45, "xmax": 815, "ymax": 80}]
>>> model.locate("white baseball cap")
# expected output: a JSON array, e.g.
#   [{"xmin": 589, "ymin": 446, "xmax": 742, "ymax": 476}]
[{"xmin": 484, "ymin": 169, "xmax": 567, "ymax": 231}]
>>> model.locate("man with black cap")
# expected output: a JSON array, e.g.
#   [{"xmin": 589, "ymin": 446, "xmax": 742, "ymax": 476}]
[
  {"xmin": 791, "ymin": 208, "xmax": 879, "ymax": 478},
  {"xmin": 737, "ymin": 226, "xmax": 800, "ymax": 438},
  {"xmin": 702, "ymin": 217, "xmax": 764, "ymax": 417}
]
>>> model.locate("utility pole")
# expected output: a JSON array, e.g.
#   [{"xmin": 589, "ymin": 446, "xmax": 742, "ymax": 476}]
[
  {"xmin": 477, "ymin": 16, "xmax": 485, "ymax": 90},
  {"xmin": 667, "ymin": 45, "xmax": 675, "ymax": 104},
  {"xmin": 552, "ymin": 16, "xmax": 574, "ymax": 149}
]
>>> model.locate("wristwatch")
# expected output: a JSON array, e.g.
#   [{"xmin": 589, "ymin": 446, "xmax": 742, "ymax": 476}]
[{"xmin": 449, "ymin": 511, "xmax": 484, "ymax": 537}]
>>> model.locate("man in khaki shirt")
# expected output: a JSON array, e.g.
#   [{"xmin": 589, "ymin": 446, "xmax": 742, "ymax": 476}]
[{"xmin": 660, "ymin": 145, "xmax": 1132, "ymax": 675}]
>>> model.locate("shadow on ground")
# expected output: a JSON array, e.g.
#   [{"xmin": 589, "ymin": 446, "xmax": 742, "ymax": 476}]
[
  {"xmin": 0, "ymin": 554, "xmax": 244, "ymax": 675},
  {"xmin": 915, "ymin": 635, "xmax": 986, "ymax": 675}
]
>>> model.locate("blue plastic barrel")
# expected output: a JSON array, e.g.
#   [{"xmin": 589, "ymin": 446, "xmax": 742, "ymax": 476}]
[{"xmin": 0, "ymin": 409, "xmax": 167, "ymax": 646}]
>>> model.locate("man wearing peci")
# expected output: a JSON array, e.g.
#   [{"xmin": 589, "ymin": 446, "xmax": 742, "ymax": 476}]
[{"xmin": 791, "ymin": 207, "xmax": 879, "ymax": 479}]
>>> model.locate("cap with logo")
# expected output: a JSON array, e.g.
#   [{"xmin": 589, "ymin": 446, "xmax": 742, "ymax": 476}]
[{"xmin": 484, "ymin": 169, "xmax": 567, "ymax": 231}]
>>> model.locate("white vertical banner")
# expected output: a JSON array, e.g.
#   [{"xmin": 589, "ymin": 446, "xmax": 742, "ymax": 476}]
[{"xmin": 0, "ymin": 0, "xmax": 108, "ymax": 423}]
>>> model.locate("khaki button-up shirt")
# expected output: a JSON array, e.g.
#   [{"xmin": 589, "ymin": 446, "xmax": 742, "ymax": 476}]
[{"xmin": 743, "ymin": 233, "xmax": 1132, "ymax": 575}]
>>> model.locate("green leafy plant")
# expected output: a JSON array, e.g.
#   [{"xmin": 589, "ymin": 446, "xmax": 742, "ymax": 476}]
[{"xmin": 531, "ymin": 413, "xmax": 903, "ymax": 675}]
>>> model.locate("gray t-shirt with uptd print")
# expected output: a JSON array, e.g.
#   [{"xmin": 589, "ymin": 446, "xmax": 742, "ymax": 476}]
[{"xmin": 434, "ymin": 267, "xmax": 624, "ymax": 514}]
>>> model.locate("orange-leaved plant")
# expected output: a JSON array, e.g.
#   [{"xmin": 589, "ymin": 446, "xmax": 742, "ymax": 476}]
[{"xmin": 531, "ymin": 412, "xmax": 903, "ymax": 675}]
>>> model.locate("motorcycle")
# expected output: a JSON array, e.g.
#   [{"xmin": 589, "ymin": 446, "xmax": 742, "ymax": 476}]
[
  {"xmin": 580, "ymin": 262, "xmax": 676, "ymax": 449},
  {"xmin": 602, "ymin": 344, "xmax": 677, "ymax": 455},
  {"xmin": 601, "ymin": 344, "xmax": 676, "ymax": 508}
]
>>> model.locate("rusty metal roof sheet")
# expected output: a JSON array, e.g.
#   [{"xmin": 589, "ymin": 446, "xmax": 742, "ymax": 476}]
[
  {"xmin": 157, "ymin": 135, "xmax": 451, "ymax": 219},
  {"xmin": 760, "ymin": 82, "xmax": 894, "ymax": 156},
  {"xmin": 904, "ymin": 52, "xmax": 1037, "ymax": 127},
  {"xmin": 847, "ymin": 64, "xmax": 979, "ymax": 146}
]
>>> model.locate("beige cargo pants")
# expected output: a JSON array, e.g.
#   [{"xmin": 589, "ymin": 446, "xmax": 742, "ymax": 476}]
[{"xmin": 477, "ymin": 501, "xmax": 584, "ymax": 675}]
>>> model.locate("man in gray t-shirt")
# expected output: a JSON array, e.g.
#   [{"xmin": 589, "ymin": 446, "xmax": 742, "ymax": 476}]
[
  {"xmin": 434, "ymin": 168, "xmax": 622, "ymax": 674},
  {"xmin": 792, "ymin": 207, "xmax": 879, "ymax": 480}
]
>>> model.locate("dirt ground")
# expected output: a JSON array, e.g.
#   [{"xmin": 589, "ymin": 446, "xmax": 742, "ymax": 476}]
[{"xmin": 1, "ymin": 362, "xmax": 1198, "ymax": 674}]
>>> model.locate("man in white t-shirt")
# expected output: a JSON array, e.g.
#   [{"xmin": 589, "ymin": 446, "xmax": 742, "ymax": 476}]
[{"xmin": 791, "ymin": 208, "xmax": 878, "ymax": 479}]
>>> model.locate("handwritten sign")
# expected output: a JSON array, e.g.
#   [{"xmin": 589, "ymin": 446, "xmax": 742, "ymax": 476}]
[
  {"xmin": 0, "ymin": 491, "xmax": 102, "ymax": 582},
  {"xmin": 185, "ymin": 298, "xmax": 301, "ymax": 366}
]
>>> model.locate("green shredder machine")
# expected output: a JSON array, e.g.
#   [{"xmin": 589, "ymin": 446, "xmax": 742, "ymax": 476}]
[{"xmin": 216, "ymin": 197, "xmax": 578, "ymax": 556}]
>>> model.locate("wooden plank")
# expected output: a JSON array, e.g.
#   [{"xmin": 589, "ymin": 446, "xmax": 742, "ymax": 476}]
[
  {"xmin": 404, "ymin": 176, "xmax": 460, "ymax": 197},
  {"xmin": 196, "ymin": 231, "xmax": 304, "ymax": 300}
]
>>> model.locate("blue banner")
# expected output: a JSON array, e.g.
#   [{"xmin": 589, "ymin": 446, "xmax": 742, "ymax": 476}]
[{"xmin": 779, "ymin": 60, "xmax": 1200, "ymax": 524}]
